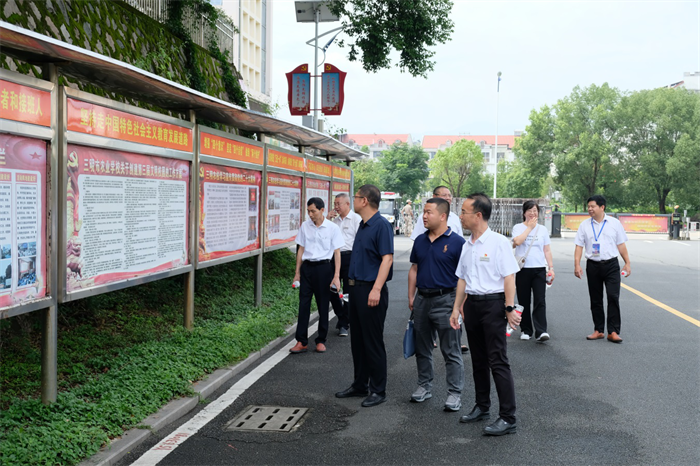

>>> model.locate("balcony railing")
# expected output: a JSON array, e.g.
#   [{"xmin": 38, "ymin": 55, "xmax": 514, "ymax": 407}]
[{"xmin": 125, "ymin": 0, "xmax": 236, "ymax": 64}]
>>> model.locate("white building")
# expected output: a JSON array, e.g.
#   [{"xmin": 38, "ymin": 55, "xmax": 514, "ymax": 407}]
[
  {"xmin": 217, "ymin": 0, "xmax": 273, "ymax": 109},
  {"xmin": 340, "ymin": 134, "xmax": 413, "ymax": 158},
  {"xmin": 422, "ymin": 133, "xmax": 522, "ymax": 175},
  {"xmin": 667, "ymin": 71, "xmax": 700, "ymax": 94}
]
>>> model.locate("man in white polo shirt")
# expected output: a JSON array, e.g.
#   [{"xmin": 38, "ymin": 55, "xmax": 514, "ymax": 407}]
[
  {"xmin": 327, "ymin": 193, "xmax": 361, "ymax": 336},
  {"xmin": 411, "ymin": 186, "xmax": 463, "ymax": 240},
  {"xmin": 291, "ymin": 197, "xmax": 344, "ymax": 354},
  {"xmin": 574, "ymin": 195, "xmax": 631, "ymax": 344},
  {"xmin": 450, "ymin": 192, "xmax": 521, "ymax": 436}
]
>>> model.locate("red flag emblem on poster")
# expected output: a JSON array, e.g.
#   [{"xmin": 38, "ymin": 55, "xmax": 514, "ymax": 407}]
[
  {"xmin": 286, "ymin": 64, "xmax": 311, "ymax": 116},
  {"xmin": 321, "ymin": 64, "xmax": 346, "ymax": 116}
]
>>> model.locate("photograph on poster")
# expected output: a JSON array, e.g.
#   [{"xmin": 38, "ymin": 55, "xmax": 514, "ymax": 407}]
[
  {"xmin": 66, "ymin": 144, "xmax": 189, "ymax": 292},
  {"xmin": 198, "ymin": 163, "xmax": 261, "ymax": 262},
  {"xmin": 305, "ymin": 179, "xmax": 330, "ymax": 217},
  {"xmin": 0, "ymin": 259, "xmax": 11, "ymax": 290},
  {"xmin": 268, "ymin": 191, "xmax": 275, "ymax": 210},
  {"xmin": 265, "ymin": 173, "xmax": 302, "ymax": 246},
  {"xmin": 0, "ymin": 133, "xmax": 47, "ymax": 307}
]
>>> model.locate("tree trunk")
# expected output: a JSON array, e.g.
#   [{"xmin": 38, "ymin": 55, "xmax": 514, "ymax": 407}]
[{"xmin": 658, "ymin": 189, "xmax": 669, "ymax": 214}]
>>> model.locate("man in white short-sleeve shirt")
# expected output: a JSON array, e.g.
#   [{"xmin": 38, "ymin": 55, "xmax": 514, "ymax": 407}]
[
  {"xmin": 574, "ymin": 195, "xmax": 631, "ymax": 343},
  {"xmin": 449, "ymin": 193, "xmax": 521, "ymax": 437},
  {"xmin": 291, "ymin": 197, "xmax": 344, "ymax": 354},
  {"xmin": 411, "ymin": 186, "xmax": 463, "ymax": 240},
  {"xmin": 327, "ymin": 193, "xmax": 361, "ymax": 335}
]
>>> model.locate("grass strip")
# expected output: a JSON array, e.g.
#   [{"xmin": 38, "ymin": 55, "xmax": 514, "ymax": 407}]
[{"xmin": 0, "ymin": 249, "xmax": 307, "ymax": 466}]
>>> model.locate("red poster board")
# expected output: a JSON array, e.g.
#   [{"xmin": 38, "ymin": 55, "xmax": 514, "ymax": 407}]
[
  {"xmin": 332, "ymin": 181, "xmax": 350, "ymax": 198},
  {"xmin": 305, "ymin": 178, "xmax": 330, "ymax": 213},
  {"xmin": 66, "ymin": 98, "xmax": 193, "ymax": 152},
  {"xmin": 321, "ymin": 64, "xmax": 346, "ymax": 116},
  {"xmin": 562, "ymin": 214, "xmax": 588, "ymax": 231},
  {"xmin": 198, "ymin": 164, "xmax": 261, "ymax": 262},
  {"xmin": 286, "ymin": 64, "xmax": 311, "ymax": 116},
  {"xmin": 333, "ymin": 165, "xmax": 351, "ymax": 181},
  {"xmin": 0, "ymin": 80, "xmax": 51, "ymax": 127},
  {"xmin": 265, "ymin": 173, "xmax": 302, "ymax": 247},
  {"xmin": 306, "ymin": 158, "xmax": 332, "ymax": 178},
  {"xmin": 618, "ymin": 214, "xmax": 668, "ymax": 233},
  {"xmin": 0, "ymin": 134, "xmax": 47, "ymax": 308},
  {"xmin": 267, "ymin": 149, "xmax": 305, "ymax": 172},
  {"xmin": 200, "ymin": 133, "xmax": 263, "ymax": 165},
  {"xmin": 66, "ymin": 144, "xmax": 190, "ymax": 292}
]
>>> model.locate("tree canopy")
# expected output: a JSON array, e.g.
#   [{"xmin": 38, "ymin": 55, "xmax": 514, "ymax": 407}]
[
  {"xmin": 428, "ymin": 139, "xmax": 486, "ymax": 197},
  {"xmin": 379, "ymin": 143, "xmax": 430, "ymax": 200},
  {"xmin": 328, "ymin": 0, "xmax": 454, "ymax": 78}
]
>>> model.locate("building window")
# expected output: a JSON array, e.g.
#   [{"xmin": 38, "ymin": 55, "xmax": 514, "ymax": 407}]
[
  {"xmin": 497, "ymin": 152, "xmax": 505, "ymax": 161},
  {"xmin": 483, "ymin": 152, "xmax": 490, "ymax": 162}
]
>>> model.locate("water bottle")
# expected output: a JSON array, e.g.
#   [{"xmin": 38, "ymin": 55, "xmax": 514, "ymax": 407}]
[
  {"xmin": 292, "ymin": 281, "xmax": 300, "ymax": 289},
  {"xmin": 621, "ymin": 270, "xmax": 628, "ymax": 277},
  {"xmin": 546, "ymin": 271, "xmax": 553, "ymax": 289},
  {"xmin": 341, "ymin": 293, "xmax": 349, "ymax": 303},
  {"xmin": 505, "ymin": 304, "xmax": 524, "ymax": 337}
]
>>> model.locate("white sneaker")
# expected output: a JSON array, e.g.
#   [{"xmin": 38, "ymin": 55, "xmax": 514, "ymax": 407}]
[
  {"xmin": 444, "ymin": 393, "xmax": 462, "ymax": 412},
  {"xmin": 536, "ymin": 333, "xmax": 550, "ymax": 342},
  {"xmin": 520, "ymin": 333, "xmax": 531, "ymax": 341},
  {"xmin": 410, "ymin": 386, "xmax": 432, "ymax": 403}
]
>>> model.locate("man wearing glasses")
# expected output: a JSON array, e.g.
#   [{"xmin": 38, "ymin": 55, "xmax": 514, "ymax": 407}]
[
  {"xmin": 335, "ymin": 185, "xmax": 394, "ymax": 407},
  {"xmin": 410, "ymin": 186, "xmax": 464, "ymax": 240}
]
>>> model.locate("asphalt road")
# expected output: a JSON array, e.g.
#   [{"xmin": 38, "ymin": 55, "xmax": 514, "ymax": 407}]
[{"xmin": 119, "ymin": 234, "xmax": 700, "ymax": 466}]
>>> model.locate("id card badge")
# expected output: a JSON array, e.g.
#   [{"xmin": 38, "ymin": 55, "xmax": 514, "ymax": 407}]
[{"xmin": 592, "ymin": 243, "xmax": 601, "ymax": 258}]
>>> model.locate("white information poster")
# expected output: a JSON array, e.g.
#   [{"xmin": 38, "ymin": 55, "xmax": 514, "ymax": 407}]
[
  {"xmin": 265, "ymin": 172, "xmax": 302, "ymax": 247},
  {"xmin": 305, "ymin": 178, "xmax": 330, "ymax": 213}
]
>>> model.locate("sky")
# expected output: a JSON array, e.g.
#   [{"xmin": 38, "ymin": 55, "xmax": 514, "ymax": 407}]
[{"xmin": 270, "ymin": 0, "xmax": 700, "ymax": 143}]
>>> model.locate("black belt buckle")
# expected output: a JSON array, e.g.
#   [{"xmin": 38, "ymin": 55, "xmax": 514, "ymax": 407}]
[
  {"xmin": 348, "ymin": 279, "xmax": 373, "ymax": 286},
  {"xmin": 418, "ymin": 287, "xmax": 455, "ymax": 298}
]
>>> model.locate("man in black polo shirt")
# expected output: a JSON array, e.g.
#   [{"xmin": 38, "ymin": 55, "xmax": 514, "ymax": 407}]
[
  {"xmin": 408, "ymin": 198, "xmax": 466, "ymax": 412},
  {"xmin": 335, "ymin": 184, "xmax": 394, "ymax": 408}
]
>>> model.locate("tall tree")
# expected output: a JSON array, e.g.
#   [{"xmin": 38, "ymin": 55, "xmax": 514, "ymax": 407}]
[
  {"xmin": 516, "ymin": 84, "xmax": 623, "ymax": 208},
  {"xmin": 379, "ymin": 143, "xmax": 430, "ymax": 200},
  {"xmin": 617, "ymin": 88, "xmax": 700, "ymax": 213},
  {"xmin": 328, "ymin": 0, "xmax": 454, "ymax": 78},
  {"xmin": 428, "ymin": 139, "xmax": 485, "ymax": 197},
  {"xmin": 496, "ymin": 159, "xmax": 544, "ymax": 199},
  {"xmin": 351, "ymin": 158, "xmax": 384, "ymax": 189}
]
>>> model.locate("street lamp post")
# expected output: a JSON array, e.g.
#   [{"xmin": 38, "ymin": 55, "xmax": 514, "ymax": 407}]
[{"xmin": 493, "ymin": 71, "xmax": 501, "ymax": 199}]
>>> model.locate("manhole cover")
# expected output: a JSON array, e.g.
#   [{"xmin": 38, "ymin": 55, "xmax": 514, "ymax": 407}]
[{"xmin": 225, "ymin": 406, "xmax": 309, "ymax": 432}]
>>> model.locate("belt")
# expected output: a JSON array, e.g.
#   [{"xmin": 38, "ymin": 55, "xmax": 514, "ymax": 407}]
[
  {"xmin": 417, "ymin": 287, "xmax": 455, "ymax": 298},
  {"xmin": 588, "ymin": 258, "xmax": 618, "ymax": 265},
  {"xmin": 340, "ymin": 251, "xmax": 352, "ymax": 255},
  {"xmin": 468, "ymin": 292, "xmax": 505, "ymax": 301},
  {"xmin": 348, "ymin": 279, "xmax": 375, "ymax": 286},
  {"xmin": 304, "ymin": 259, "xmax": 331, "ymax": 265}
]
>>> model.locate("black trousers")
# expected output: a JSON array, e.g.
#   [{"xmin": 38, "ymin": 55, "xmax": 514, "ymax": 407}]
[
  {"xmin": 295, "ymin": 261, "xmax": 333, "ymax": 345},
  {"xmin": 329, "ymin": 252, "xmax": 351, "ymax": 330},
  {"xmin": 348, "ymin": 282, "xmax": 388, "ymax": 396},
  {"xmin": 586, "ymin": 259, "xmax": 621, "ymax": 334},
  {"xmin": 515, "ymin": 267, "xmax": 547, "ymax": 337},
  {"xmin": 464, "ymin": 298, "xmax": 516, "ymax": 423}
]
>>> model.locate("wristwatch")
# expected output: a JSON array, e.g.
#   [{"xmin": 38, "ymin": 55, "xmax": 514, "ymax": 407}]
[{"xmin": 506, "ymin": 305, "xmax": 514, "ymax": 313}]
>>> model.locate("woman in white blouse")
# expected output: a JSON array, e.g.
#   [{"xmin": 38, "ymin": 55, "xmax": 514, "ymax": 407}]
[{"xmin": 512, "ymin": 201, "xmax": 555, "ymax": 342}]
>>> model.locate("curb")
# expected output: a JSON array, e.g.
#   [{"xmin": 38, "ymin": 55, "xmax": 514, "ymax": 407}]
[{"xmin": 79, "ymin": 313, "xmax": 317, "ymax": 466}]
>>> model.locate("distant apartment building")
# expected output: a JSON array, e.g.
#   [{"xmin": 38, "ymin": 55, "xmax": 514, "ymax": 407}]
[
  {"xmin": 666, "ymin": 71, "xmax": 700, "ymax": 94},
  {"xmin": 217, "ymin": 0, "xmax": 273, "ymax": 109},
  {"xmin": 422, "ymin": 133, "xmax": 522, "ymax": 175},
  {"xmin": 340, "ymin": 134, "xmax": 413, "ymax": 158}
]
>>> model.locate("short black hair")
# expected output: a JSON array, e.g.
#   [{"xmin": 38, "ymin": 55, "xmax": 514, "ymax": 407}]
[
  {"xmin": 433, "ymin": 185, "xmax": 451, "ymax": 196},
  {"xmin": 466, "ymin": 192, "xmax": 492, "ymax": 221},
  {"xmin": 522, "ymin": 200, "xmax": 538, "ymax": 221},
  {"xmin": 357, "ymin": 184, "xmax": 380, "ymax": 209},
  {"xmin": 426, "ymin": 197, "xmax": 450, "ymax": 216},
  {"xmin": 587, "ymin": 195, "xmax": 606, "ymax": 210},
  {"xmin": 307, "ymin": 197, "xmax": 325, "ymax": 210}
]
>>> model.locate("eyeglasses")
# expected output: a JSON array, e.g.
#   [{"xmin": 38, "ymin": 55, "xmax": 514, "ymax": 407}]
[{"xmin": 353, "ymin": 196, "xmax": 366, "ymax": 200}]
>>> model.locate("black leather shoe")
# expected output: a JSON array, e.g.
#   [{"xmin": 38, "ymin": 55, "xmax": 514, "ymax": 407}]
[
  {"xmin": 483, "ymin": 417, "xmax": 517, "ymax": 436},
  {"xmin": 335, "ymin": 386, "xmax": 369, "ymax": 398},
  {"xmin": 459, "ymin": 405, "xmax": 490, "ymax": 423},
  {"xmin": 361, "ymin": 393, "xmax": 386, "ymax": 407}
]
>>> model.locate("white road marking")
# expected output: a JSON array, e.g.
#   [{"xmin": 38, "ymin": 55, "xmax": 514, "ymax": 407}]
[
  {"xmin": 130, "ymin": 313, "xmax": 332, "ymax": 465},
  {"xmin": 644, "ymin": 240, "xmax": 653, "ymax": 244},
  {"xmin": 670, "ymin": 241, "xmax": 690, "ymax": 247}
]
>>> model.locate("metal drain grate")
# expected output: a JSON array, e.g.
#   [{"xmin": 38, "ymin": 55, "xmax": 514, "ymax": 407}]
[{"xmin": 225, "ymin": 406, "xmax": 308, "ymax": 432}]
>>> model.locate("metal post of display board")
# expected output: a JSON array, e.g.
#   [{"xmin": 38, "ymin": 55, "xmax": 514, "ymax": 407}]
[
  {"xmin": 184, "ymin": 110, "xmax": 197, "ymax": 330},
  {"xmin": 255, "ymin": 149, "xmax": 267, "ymax": 307},
  {"xmin": 41, "ymin": 63, "xmax": 59, "ymax": 404}
]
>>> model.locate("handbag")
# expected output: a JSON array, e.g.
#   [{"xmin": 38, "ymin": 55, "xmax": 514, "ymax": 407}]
[
  {"xmin": 514, "ymin": 225, "xmax": 538, "ymax": 270},
  {"xmin": 403, "ymin": 313, "xmax": 415, "ymax": 359}
]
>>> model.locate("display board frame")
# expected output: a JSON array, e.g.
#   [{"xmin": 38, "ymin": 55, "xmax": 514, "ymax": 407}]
[
  {"xmin": 58, "ymin": 87, "xmax": 195, "ymax": 303},
  {"xmin": 264, "ymin": 146, "xmax": 306, "ymax": 253},
  {"xmin": 196, "ymin": 126, "xmax": 265, "ymax": 269},
  {"xmin": 0, "ymin": 69, "xmax": 57, "ymax": 319}
]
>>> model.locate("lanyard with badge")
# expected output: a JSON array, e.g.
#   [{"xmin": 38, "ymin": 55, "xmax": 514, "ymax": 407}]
[{"xmin": 591, "ymin": 220, "xmax": 606, "ymax": 257}]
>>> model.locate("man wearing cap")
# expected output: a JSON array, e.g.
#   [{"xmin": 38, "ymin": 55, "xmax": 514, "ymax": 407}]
[
  {"xmin": 408, "ymin": 197, "xmax": 466, "ymax": 412},
  {"xmin": 290, "ymin": 197, "xmax": 344, "ymax": 354},
  {"xmin": 450, "ymin": 192, "xmax": 521, "ymax": 436},
  {"xmin": 327, "ymin": 193, "xmax": 361, "ymax": 336}
]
